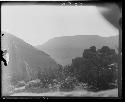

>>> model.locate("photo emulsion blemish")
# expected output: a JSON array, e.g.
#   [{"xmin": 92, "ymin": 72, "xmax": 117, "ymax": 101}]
[{"xmin": 1, "ymin": 2, "xmax": 122, "ymax": 98}]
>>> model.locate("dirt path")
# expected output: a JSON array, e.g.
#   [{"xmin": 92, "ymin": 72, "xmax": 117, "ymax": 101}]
[{"xmin": 10, "ymin": 88, "xmax": 118, "ymax": 97}]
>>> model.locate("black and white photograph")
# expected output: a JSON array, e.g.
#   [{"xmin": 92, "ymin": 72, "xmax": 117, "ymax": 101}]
[{"xmin": 1, "ymin": 1, "xmax": 122, "ymax": 98}]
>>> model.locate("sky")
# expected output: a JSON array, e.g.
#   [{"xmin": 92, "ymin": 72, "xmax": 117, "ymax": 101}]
[{"xmin": 1, "ymin": 4, "xmax": 118, "ymax": 46}]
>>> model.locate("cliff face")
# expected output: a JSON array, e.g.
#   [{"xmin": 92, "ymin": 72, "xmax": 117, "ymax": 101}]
[
  {"xmin": 1, "ymin": 32, "xmax": 59, "ymax": 84},
  {"xmin": 37, "ymin": 35, "xmax": 118, "ymax": 66}
]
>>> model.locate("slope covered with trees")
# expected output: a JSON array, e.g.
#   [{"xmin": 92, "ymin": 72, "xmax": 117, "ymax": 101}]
[{"xmin": 70, "ymin": 46, "xmax": 118, "ymax": 91}]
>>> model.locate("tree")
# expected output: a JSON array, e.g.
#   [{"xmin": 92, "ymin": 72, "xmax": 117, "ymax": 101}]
[{"xmin": 70, "ymin": 46, "xmax": 118, "ymax": 91}]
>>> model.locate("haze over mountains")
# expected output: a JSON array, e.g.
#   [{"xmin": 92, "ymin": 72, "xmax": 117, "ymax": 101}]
[
  {"xmin": 1, "ymin": 32, "xmax": 59, "ymax": 84},
  {"xmin": 36, "ymin": 35, "xmax": 118, "ymax": 66}
]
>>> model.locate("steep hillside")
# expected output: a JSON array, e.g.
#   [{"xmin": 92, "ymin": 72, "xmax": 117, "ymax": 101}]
[
  {"xmin": 1, "ymin": 32, "xmax": 59, "ymax": 84},
  {"xmin": 36, "ymin": 35, "xmax": 118, "ymax": 66}
]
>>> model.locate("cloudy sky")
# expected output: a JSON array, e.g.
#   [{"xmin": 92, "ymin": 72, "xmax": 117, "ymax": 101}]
[{"xmin": 2, "ymin": 4, "xmax": 118, "ymax": 46}]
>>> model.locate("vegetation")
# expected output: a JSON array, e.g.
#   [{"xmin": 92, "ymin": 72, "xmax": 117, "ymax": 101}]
[
  {"xmin": 70, "ymin": 46, "xmax": 118, "ymax": 91},
  {"xmin": 13, "ymin": 46, "xmax": 119, "ymax": 93}
]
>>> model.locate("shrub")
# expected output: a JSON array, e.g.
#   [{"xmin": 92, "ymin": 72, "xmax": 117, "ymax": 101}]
[
  {"xmin": 2, "ymin": 72, "xmax": 15, "ymax": 96},
  {"xmin": 59, "ymin": 76, "xmax": 78, "ymax": 91},
  {"xmin": 25, "ymin": 79, "xmax": 42, "ymax": 90},
  {"xmin": 74, "ymin": 83, "xmax": 88, "ymax": 90},
  {"xmin": 15, "ymin": 81, "xmax": 26, "ymax": 88}
]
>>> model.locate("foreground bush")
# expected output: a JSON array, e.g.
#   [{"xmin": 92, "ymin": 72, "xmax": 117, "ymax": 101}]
[
  {"xmin": 59, "ymin": 76, "xmax": 78, "ymax": 91},
  {"xmin": 74, "ymin": 83, "xmax": 88, "ymax": 90}
]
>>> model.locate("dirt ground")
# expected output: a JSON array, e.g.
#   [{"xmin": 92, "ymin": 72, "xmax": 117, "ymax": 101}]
[{"xmin": 10, "ymin": 88, "xmax": 118, "ymax": 97}]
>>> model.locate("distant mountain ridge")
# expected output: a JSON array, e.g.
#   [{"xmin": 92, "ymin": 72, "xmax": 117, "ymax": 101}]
[
  {"xmin": 1, "ymin": 32, "xmax": 59, "ymax": 84},
  {"xmin": 36, "ymin": 35, "xmax": 119, "ymax": 66}
]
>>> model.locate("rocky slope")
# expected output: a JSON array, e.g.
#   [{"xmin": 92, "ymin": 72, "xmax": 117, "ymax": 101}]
[{"xmin": 1, "ymin": 32, "xmax": 59, "ymax": 85}]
